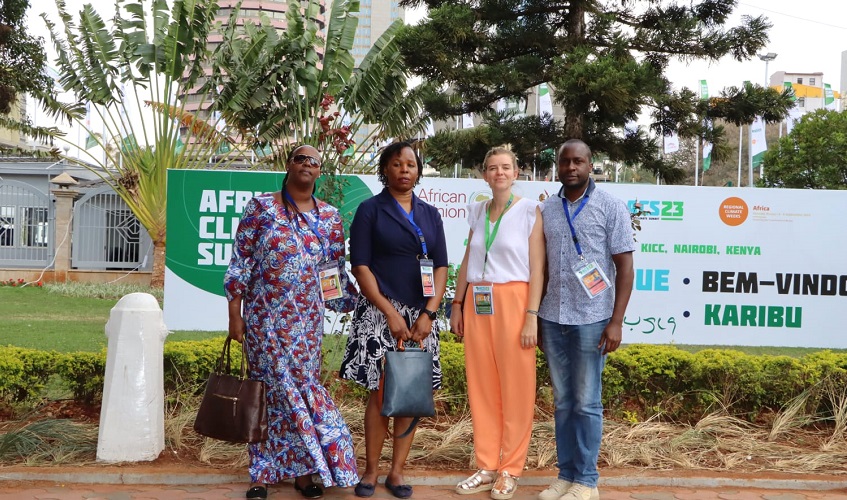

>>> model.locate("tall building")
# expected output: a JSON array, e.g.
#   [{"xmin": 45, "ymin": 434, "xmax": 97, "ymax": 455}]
[
  {"xmin": 349, "ymin": 0, "xmax": 405, "ymax": 150},
  {"xmin": 351, "ymin": 0, "xmax": 404, "ymax": 65},
  {"xmin": 183, "ymin": 0, "xmax": 327, "ymax": 115},
  {"xmin": 0, "ymin": 97, "xmax": 26, "ymax": 151}
]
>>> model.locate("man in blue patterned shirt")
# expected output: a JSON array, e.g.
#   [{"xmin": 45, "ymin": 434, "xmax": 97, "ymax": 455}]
[{"xmin": 537, "ymin": 139, "xmax": 635, "ymax": 500}]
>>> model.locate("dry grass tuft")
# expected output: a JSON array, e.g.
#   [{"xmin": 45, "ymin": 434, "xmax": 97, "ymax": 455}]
[
  {"xmin": 6, "ymin": 384, "xmax": 847, "ymax": 474},
  {"xmin": 768, "ymin": 388, "xmax": 817, "ymax": 442},
  {"xmin": 0, "ymin": 419, "xmax": 98, "ymax": 465}
]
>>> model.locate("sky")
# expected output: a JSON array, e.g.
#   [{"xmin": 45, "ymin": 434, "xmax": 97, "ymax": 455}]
[{"xmin": 26, "ymin": 0, "xmax": 847, "ymax": 148}]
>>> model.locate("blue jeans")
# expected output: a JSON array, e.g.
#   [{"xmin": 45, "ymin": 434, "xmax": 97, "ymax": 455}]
[{"xmin": 540, "ymin": 317, "xmax": 609, "ymax": 488}]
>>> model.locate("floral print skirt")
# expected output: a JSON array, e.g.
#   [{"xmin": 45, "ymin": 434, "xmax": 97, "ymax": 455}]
[{"xmin": 339, "ymin": 294, "xmax": 442, "ymax": 391}]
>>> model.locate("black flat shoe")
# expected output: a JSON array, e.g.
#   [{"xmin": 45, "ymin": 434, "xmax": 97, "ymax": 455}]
[
  {"xmin": 246, "ymin": 485, "xmax": 267, "ymax": 499},
  {"xmin": 354, "ymin": 481, "xmax": 376, "ymax": 498},
  {"xmin": 294, "ymin": 481, "xmax": 324, "ymax": 499},
  {"xmin": 384, "ymin": 479, "xmax": 413, "ymax": 499}
]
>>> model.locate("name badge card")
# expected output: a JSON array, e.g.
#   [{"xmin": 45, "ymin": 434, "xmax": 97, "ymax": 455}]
[
  {"xmin": 420, "ymin": 258, "xmax": 436, "ymax": 297},
  {"xmin": 472, "ymin": 283, "xmax": 494, "ymax": 315},
  {"xmin": 318, "ymin": 262, "xmax": 343, "ymax": 301},
  {"xmin": 573, "ymin": 260, "xmax": 611, "ymax": 299}
]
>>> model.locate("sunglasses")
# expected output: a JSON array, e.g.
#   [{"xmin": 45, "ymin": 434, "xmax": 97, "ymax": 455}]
[{"xmin": 291, "ymin": 154, "xmax": 321, "ymax": 167}]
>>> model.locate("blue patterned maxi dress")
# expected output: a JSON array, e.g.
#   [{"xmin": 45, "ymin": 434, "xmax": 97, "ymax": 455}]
[{"xmin": 224, "ymin": 193, "xmax": 359, "ymax": 487}]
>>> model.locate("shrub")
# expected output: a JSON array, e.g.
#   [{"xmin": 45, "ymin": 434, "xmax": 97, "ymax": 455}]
[
  {"xmin": 0, "ymin": 347, "xmax": 57, "ymax": 404},
  {"xmin": 55, "ymin": 351, "xmax": 107, "ymax": 404},
  {"xmin": 163, "ymin": 337, "xmax": 226, "ymax": 393},
  {"xmin": 4, "ymin": 341, "xmax": 847, "ymax": 424},
  {"xmin": 439, "ymin": 340, "xmax": 467, "ymax": 410}
]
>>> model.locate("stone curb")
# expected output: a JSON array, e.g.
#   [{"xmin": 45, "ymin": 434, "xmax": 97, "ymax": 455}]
[{"xmin": 1, "ymin": 470, "xmax": 846, "ymax": 491}]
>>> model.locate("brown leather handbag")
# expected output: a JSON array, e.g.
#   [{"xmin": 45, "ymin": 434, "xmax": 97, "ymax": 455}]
[{"xmin": 193, "ymin": 337, "xmax": 268, "ymax": 443}]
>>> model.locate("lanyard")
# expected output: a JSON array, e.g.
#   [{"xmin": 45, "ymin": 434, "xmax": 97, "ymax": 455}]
[
  {"xmin": 394, "ymin": 198, "xmax": 428, "ymax": 258},
  {"xmin": 283, "ymin": 190, "xmax": 327, "ymax": 259},
  {"xmin": 562, "ymin": 195, "xmax": 589, "ymax": 257},
  {"xmin": 482, "ymin": 194, "xmax": 514, "ymax": 278}
]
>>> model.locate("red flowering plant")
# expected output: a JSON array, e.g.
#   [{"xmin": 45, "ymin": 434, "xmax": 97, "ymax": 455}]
[
  {"xmin": 0, "ymin": 278, "xmax": 38, "ymax": 287},
  {"xmin": 317, "ymin": 95, "xmax": 355, "ymax": 165}
]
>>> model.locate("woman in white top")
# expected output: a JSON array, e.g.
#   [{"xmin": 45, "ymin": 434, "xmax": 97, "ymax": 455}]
[{"xmin": 451, "ymin": 146, "xmax": 546, "ymax": 500}]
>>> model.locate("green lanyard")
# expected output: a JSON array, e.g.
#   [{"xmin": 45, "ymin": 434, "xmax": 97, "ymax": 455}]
[{"xmin": 482, "ymin": 194, "xmax": 514, "ymax": 279}]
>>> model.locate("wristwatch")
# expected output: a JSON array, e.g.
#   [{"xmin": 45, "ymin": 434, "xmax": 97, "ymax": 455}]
[{"xmin": 421, "ymin": 308, "xmax": 437, "ymax": 320}]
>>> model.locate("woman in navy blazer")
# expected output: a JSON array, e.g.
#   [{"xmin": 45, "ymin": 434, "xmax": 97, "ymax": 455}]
[{"xmin": 340, "ymin": 141, "xmax": 448, "ymax": 499}]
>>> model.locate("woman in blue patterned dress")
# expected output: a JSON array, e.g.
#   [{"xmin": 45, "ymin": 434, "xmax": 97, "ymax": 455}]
[{"xmin": 225, "ymin": 145, "xmax": 359, "ymax": 500}]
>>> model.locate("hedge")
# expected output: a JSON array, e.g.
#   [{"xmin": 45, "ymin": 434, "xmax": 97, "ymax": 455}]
[{"xmin": 2, "ymin": 338, "xmax": 847, "ymax": 422}]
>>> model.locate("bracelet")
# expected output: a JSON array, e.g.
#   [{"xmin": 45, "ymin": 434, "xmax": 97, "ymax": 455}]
[
  {"xmin": 526, "ymin": 309, "xmax": 539, "ymax": 316},
  {"xmin": 451, "ymin": 300, "xmax": 463, "ymax": 305}
]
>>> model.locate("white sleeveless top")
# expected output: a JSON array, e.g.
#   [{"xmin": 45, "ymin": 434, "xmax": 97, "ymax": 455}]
[{"xmin": 465, "ymin": 197, "xmax": 541, "ymax": 283}]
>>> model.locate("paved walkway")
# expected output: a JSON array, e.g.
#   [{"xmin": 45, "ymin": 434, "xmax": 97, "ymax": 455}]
[
  {"xmin": 1, "ymin": 481, "xmax": 847, "ymax": 500},
  {"xmin": 1, "ymin": 469, "xmax": 847, "ymax": 500}
]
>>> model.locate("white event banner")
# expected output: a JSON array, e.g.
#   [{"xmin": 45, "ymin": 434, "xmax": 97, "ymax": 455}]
[{"xmin": 164, "ymin": 170, "xmax": 847, "ymax": 348}]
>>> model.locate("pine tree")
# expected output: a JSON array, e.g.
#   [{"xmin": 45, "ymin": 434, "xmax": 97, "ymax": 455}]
[{"xmin": 398, "ymin": 0, "xmax": 793, "ymax": 182}]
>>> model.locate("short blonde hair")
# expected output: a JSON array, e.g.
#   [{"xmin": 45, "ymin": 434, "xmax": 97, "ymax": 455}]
[{"xmin": 482, "ymin": 145, "xmax": 517, "ymax": 170}]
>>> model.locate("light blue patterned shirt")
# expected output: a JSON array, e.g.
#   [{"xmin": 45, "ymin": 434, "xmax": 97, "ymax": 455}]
[{"xmin": 539, "ymin": 179, "xmax": 636, "ymax": 325}]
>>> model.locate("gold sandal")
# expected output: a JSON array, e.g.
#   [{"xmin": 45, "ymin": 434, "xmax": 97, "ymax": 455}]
[
  {"xmin": 455, "ymin": 469, "xmax": 496, "ymax": 495},
  {"xmin": 490, "ymin": 471, "xmax": 518, "ymax": 500}
]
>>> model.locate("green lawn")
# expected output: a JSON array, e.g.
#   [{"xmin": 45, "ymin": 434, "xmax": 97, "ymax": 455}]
[
  {"xmin": 0, "ymin": 286, "xmax": 222, "ymax": 352},
  {"xmin": 2, "ymin": 285, "xmax": 845, "ymax": 356}
]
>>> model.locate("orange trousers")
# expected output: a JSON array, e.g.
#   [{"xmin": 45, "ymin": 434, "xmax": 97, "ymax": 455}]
[{"xmin": 463, "ymin": 281, "xmax": 537, "ymax": 476}]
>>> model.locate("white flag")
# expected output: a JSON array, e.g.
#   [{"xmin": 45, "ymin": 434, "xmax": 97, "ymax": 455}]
[
  {"xmin": 786, "ymin": 108, "xmax": 803, "ymax": 134},
  {"xmin": 750, "ymin": 116, "xmax": 767, "ymax": 168},
  {"xmin": 663, "ymin": 132, "xmax": 680, "ymax": 154},
  {"xmin": 425, "ymin": 119, "xmax": 435, "ymax": 138},
  {"xmin": 538, "ymin": 83, "xmax": 553, "ymax": 115},
  {"xmin": 701, "ymin": 119, "xmax": 713, "ymax": 172},
  {"xmin": 495, "ymin": 99, "xmax": 506, "ymax": 113},
  {"xmin": 462, "ymin": 112, "xmax": 475, "ymax": 129},
  {"xmin": 624, "ymin": 121, "xmax": 639, "ymax": 135}
]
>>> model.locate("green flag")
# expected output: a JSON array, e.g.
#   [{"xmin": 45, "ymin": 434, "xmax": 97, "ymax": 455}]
[
  {"xmin": 702, "ymin": 140, "xmax": 713, "ymax": 172},
  {"xmin": 824, "ymin": 83, "xmax": 836, "ymax": 110},
  {"xmin": 253, "ymin": 143, "xmax": 273, "ymax": 158},
  {"xmin": 120, "ymin": 134, "xmax": 137, "ymax": 154},
  {"xmin": 699, "ymin": 80, "xmax": 708, "ymax": 100},
  {"xmin": 702, "ymin": 120, "xmax": 713, "ymax": 172},
  {"xmin": 175, "ymin": 137, "xmax": 185, "ymax": 154},
  {"xmin": 215, "ymin": 141, "xmax": 231, "ymax": 155},
  {"xmin": 84, "ymin": 134, "xmax": 97, "ymax": 150}
]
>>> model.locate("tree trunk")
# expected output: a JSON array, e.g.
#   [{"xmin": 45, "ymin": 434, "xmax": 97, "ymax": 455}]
[
  {"xmin": 150, "ymin": 240, "xmax": 166, "ymax": 288},
  {"xmin": 564, "ymin": 0, "xmax": 587, "ymax": 140}
]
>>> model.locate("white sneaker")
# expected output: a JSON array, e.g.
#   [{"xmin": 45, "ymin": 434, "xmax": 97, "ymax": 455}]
[
  {"xmin": 537, "ymin": 479, "xmax": 572, "ymax": 500},
  {"xmin": 560, "ymin": 483, "xmax": 599, "ymax": 500}
]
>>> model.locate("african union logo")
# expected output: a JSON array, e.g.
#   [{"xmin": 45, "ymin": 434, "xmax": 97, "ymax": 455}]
[{"xmin": 469, "ymin": 190, "xmax": 492, "ymax": 203}]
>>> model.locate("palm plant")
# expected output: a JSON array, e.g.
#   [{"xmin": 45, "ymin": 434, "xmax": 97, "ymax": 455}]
[
  {"xmin": 204, "ymin": 0, "xmax": 428, "ymax": 173},
  {"xmin": 39, "ymin": 0, "xmax": 221, "ymax": 287}
]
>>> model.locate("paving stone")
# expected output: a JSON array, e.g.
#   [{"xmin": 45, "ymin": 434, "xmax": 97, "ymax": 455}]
[
  {"xmin": 718, "ymin": 491, "xmax": 767, "ymax": 500},
  {"xmin": 631, "ymin": 492, "xmax": 679, "ymax": 500},
  {"xmin": 763, "ymin": 494, "xmax": 811, "ymax": 500},
  {"xmin": 675, "ymin": 490, "xmax": 725, "ymax": 500}
]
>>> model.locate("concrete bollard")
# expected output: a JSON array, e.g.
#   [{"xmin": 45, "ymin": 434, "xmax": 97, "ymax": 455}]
[{"xmin": 97, "ymin": 292, "xmax": 170, "ymax": 463}]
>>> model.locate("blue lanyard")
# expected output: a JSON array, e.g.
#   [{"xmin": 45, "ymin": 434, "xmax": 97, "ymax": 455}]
[
  {"xmin": 394, "ymin": 198, "xmax": 428, "ymax": 258},
  {"xmin": 283, "ymin": 190, "xmax": 327, "ymax": 259},
  {"xmin": 562, "ymin": 195, "xmax": 589, "ymax": 257}
]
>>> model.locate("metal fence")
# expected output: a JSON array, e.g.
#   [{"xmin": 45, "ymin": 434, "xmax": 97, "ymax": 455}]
[
  {"xmin": 72, "ymin": 186, "xmax": 153, "ymax": 271},
  {"xmin": 0, "ymin": 179, "xmax": 53, "ymax": 268}
]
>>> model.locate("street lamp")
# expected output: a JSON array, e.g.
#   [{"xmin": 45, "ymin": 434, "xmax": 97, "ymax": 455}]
[{"xmin": 757, "ymin": 52, "xmax": 778, "ymax": 86}]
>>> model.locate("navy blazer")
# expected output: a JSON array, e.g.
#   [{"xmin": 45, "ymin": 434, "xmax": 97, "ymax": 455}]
[{"xmin": 349, "ymin": 188, "xmax": 448, "ymax": 309}]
